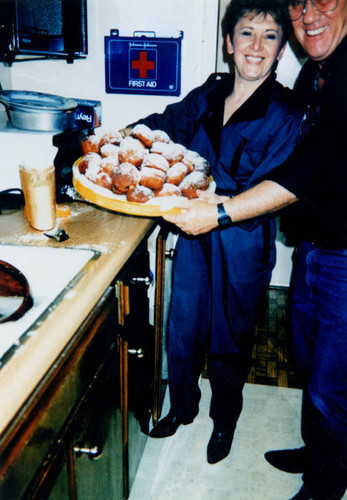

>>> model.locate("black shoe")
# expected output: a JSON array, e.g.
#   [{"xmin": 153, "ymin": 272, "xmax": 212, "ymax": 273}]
[
  {"xmin": 207, "ymin": 426, "xmax": 234, "ymax": 464},
  {"xmin": 265, "ymin": 447, "xmax": 308, "ymax": 474},
  {"xmin": 149, "ymin": 413, "xmax": 193, "ymax": 438},
  {"xmin": 289, "ymin": 486, "xmax": 315, "ymax": 499}
]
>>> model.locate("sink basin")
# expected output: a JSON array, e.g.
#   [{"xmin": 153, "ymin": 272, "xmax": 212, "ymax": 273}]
[{"xmin": 0, "ymin": 245, "xmax": 99, "ymax": 364}]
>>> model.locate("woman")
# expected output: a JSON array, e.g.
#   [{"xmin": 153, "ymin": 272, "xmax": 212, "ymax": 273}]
[{"xmin": 127, "ymin": 0, "xmax": 302, "ymax": 464}]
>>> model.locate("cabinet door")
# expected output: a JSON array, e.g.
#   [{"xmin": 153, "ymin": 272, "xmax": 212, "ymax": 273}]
[
  {"xmin": 116, "ymin": 240, "xmax": 154, "ymax": 499},
  {"xmin": 0, "ymin": 287, "xmax": 121, "ymax": 500}
]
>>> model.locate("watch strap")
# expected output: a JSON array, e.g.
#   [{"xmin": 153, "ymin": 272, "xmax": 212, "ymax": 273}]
[{"xmin": 217, "ymin": 202, "xmax": 232, "ymax": 228}]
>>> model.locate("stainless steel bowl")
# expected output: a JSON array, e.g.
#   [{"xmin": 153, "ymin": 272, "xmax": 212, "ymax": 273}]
[{"xmin": 0, "ymin": 90, "xmax": 77, "ymax": 132}]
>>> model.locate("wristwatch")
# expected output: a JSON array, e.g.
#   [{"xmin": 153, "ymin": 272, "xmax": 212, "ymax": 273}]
[{"xmin": 217, "ymin": 202, "xmax": 233, "ymax": 228}]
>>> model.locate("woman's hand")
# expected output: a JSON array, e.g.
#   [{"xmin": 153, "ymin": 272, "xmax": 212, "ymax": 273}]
[{"xmin": 163, "ymin": 190, "xmax": 227, "ymax": 235}]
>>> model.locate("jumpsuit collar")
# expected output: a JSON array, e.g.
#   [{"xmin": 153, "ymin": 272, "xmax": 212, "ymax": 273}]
[{"xmin": 202, "ymin": 72, "xmax": 278, "ymax": 154}]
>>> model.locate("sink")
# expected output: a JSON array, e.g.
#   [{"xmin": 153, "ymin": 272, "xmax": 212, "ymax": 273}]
[{"xmin": 0, "ymin": 245, "xmax": 99, "ymax": 365}]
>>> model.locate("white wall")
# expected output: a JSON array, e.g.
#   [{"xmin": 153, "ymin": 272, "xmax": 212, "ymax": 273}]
[
  {"xmin": 0, "ymin": 0, "xmax": 219, "ymax": 131},
  {"xmin": 0, "ymin": 0, "xmax": 300, "ymax": 287}
]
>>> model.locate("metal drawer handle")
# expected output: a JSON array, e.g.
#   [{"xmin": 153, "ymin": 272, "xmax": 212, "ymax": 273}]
[
  {"xmin": 130, "ymin": 276, "xmax": 152, "ymax": 286},
  {"xmin": 128, "ymin": 348, "xmax": 145, "ymax": 358},
  {"xmin": 73, "ymin": 443, "xmax": 102, "ymax": 460},
  {"xmin": 165, "ymin": 248, "xmax": 176, "ymax": 259}
]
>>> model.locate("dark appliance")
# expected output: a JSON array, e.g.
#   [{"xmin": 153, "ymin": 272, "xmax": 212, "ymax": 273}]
[
  {"xmin": 0, "ymin": 0, "xmax": 88, "ymax": 65},
  {"xmin": 53, "ymin": 127, "xmax": 93, "ymax": 202}
]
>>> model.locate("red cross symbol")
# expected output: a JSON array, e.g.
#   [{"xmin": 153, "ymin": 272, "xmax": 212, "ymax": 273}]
[{"xmin": 131, "ymin": 51, "xmax": 155, "ymax": 79}]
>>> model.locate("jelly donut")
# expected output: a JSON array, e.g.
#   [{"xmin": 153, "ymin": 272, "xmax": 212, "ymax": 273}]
[
  {"xmin": 99, "ymin": 131, "xmax": 123, "ymax": 148},
  {"xmin": 152, "ymin": 129, "xmax": 171, "ymax": 143},
  {"xmin": 142, "ymin": 152, "xmax": 170, "ymax": 173},
  {"xmin": 78, "ymin": 153, "xmax": 101, "ymax": 175},
  {"xmin": 118, "ymin": 136, "xmax": 146, "ymax": 167},
  {"xmin": 100, "ymin": 155, "xmax": 119, "ymax": 176},
  {"xmin": 127, "ymin": 185, "xmax": 154, "ymax": 203},
  {"xmin": 179, "ymin": 171, "xmax": 210, "ymax": 199},
  {"xmin": 150, "ymin": 141, "xmax": 185, "ymax": 166},
  {"xmin": 140, "ymin": 166, "xmax": 166, "ymax": 190},
  {"xmin": 93, "ymin": 171, "xmax": 113, "ymax": 190},
  {"xmin": 81, "ymin": 134, "xmax": 100, "ymax": 154},
  {"xmin": 154, "ymin": 183, "xmax": 181, "ymax": 197},
  {"xmin": 111, "ymin": 162, "xmax": 140, "ymax": 194},
  {"xmin": 100, "ymin": 143, "xmax": 120, "ymax": 159},
  {"xmin": 131, "ymin": 124, "xmax": 154, "ymax": 148},
  {"xmin": 166, "ymin": 162, "xmax": 188, "ymax": 185}
]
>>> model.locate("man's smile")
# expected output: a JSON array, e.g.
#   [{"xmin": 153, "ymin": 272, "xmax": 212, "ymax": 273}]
[{"xmin": 306, "ymin": 25, "xmax": 328, "ymax": 36}]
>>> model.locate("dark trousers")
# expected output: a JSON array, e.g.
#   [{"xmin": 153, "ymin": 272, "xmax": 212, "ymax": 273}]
[
  {"xmin": 291, "ymin": 242, "xmax": 347, "ymax": 499},
  {"xmin": 166, "ymin": 228, "xmax": 274, "ymax": 430}
]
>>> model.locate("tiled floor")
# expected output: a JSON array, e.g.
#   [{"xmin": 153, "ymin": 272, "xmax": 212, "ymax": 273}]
[
  {"xmin": 247, "ymin": 288, "xmax": 301, "ymax": 389},
  {"xmin": 129, "ymin": 380, "xmax": 305, "ymax": 500},
  {"xmin": 129, "ymin": 288, "xmax": 345, "ymax": 500}
]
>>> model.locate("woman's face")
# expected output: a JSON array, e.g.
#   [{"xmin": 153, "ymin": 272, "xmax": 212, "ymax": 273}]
[{"xmin": 227, "ymin": 12, "xmax": 285, "ymax": 84}]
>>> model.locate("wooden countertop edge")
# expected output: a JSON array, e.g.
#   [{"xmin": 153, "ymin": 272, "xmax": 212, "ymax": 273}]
[{"xmin": 0, "ymin": 206, "xmax": 155, "ymax": 436}]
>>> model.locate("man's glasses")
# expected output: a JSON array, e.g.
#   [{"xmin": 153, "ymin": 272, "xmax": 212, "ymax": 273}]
[{"xmin": 289, "ymin": 0, "xmax": 338, "ymax": 21}]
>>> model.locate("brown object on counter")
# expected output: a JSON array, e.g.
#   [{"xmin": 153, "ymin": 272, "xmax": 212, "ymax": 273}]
[{"xmin": 0, "ymin": 260, "xmax": 33, "ymax": 323}]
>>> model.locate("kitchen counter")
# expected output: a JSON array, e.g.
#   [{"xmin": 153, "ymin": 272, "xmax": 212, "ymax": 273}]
[{"xmin": 0, "ymin": 202, "xmax": 155, "ymax": 436}]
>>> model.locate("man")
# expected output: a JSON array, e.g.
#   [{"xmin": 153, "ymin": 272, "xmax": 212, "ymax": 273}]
[{"xmin": 164, "ymin": 0, "xmax": 347, "ymax": 498}]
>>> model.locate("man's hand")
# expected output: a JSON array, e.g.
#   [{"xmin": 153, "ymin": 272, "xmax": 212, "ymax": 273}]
[{"xmin": 163, "ymin": 191, "xmax": 227, "ymax": 235}]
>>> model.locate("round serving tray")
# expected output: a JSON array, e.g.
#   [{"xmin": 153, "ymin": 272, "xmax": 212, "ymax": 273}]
[{"xmin": 73, "ymin": 159, "xmax": 197, "ymax": 217}]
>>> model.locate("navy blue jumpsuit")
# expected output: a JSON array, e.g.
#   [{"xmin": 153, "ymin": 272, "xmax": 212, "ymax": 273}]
[{"xmin": 138, "ymin": 72, "xmax": 301, "ymax": 430}]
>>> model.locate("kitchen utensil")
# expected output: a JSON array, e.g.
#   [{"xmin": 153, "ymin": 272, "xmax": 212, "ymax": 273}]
[
  {"xmin": 0, "ymin": 260, "xmax": 33, "ymax": 323},
  {"xmin": 0, "ymin": 90, "xmax": 77, "ymax": 132}
]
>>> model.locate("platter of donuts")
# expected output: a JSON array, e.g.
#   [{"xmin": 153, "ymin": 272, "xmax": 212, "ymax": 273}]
[{"xmin": 72, "ymin": 124, "xmax": 214, "ymax": 217}]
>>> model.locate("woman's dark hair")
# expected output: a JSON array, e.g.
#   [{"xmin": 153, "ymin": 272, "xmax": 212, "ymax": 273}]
[{"xmin": 223, "ymin": 0, "xmax": 292, "ymax": 47}]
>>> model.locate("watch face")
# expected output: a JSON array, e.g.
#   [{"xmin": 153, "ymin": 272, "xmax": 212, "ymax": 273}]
[{"xmin": 218, "ymin": 214, "xmax": 232, "ymax": 227}]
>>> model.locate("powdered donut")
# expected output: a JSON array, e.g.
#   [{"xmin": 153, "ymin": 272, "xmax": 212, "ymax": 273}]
[
  {"xmin": 131, "ymin": 124, "xmax": 154, "ymax": 148},
  {"xmin": 101, "ymin": 155, "xmax": 119, "ymax": 176},
  {"xmin": 81, "ymin": 134, "xmax": 100, "ymax": 154},
  {"xmin": 182, "ymin": 151, "xmax": 200, "ymax": 173},
  {"xmin": 111, "ymin": 162, "xmax": 140, "ymax": 194},
  {"xmin": 79, "ymin": 154, "xmax": 102, "ymax": 181},
  {"xmin": 100, "ymin": 143, "xmax": 120, "ymax": 159},
  {"xmin": 193, "ymin": 156, "xmax": 211, "ymax": 175},
  {"xmin": 154, "ymin": 183, "xmax": 181, "ymax": 197},
  {"xmin": 166, "ymin": 162, "xmax": 188, "ymax": 185},
  {"xmin": 99, "ymin": 131, "xmax": 123, "ymax": 148},
  {"xmin": 150, "ymin": 141, "xmax": 185, "ymax": 166},
  {"xmin": 152, "ymin": 129, "xmax": 171, "ymax": 143},
  {"xmin": 119, "ymin": 136, "xmax": 146, "ymax": 167},
  {"xmin": 179, "ymin": 171, "xmax": 210, "ymax": 199},
  {"xmin": 93, "ymin": 171, "xmax": 113, "ymax": 190},
  {"xmin": 142, "ymin": 153, "xmax": 170, "ymax": 173},
  {"xmin": 127, "ymin": 185, "xmax": 154, "ymax": 203},
  {"xmin": 140, "ymin": 166, "xmax": 166, "ymax": 190}
]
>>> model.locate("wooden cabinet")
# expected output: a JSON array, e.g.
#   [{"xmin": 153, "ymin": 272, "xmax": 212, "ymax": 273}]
[
  {"xmin": 0, "ymin": 236, "xmax": 161, "ymax": 500},
  {"xmin": 0, "ymin": 285, "xmax": 121, "ymax": 499}
]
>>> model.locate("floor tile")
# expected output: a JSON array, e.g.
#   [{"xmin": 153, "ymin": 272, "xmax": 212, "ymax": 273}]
[{"xmin": 130, "ymin": 380, "xmax": 307, "ymax": 500}]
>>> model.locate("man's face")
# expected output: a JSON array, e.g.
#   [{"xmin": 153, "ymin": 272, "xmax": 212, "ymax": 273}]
[{"xmin": 292, "ymin": 0, "xmax": 347, "ymax": 61}]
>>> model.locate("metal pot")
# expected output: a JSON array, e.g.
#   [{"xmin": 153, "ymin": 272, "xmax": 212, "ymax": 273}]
[{"xmin": 0, "ymin": 90, "xmax": 77, "ymax": 132}]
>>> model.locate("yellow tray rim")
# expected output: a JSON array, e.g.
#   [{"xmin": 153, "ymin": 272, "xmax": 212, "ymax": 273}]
[{"xmin": 72, "ymin": 161, "xmax": 183, "ymax": 217}]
